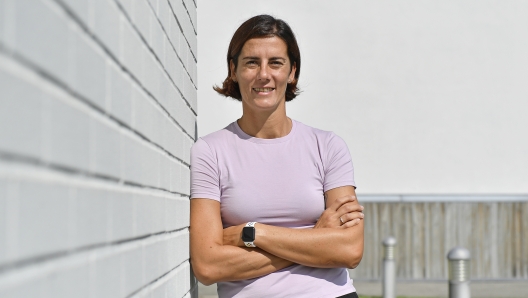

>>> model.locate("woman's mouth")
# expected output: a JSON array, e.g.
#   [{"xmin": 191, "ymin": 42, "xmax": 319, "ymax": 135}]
[{"xmin": 253, "ymin": 87, "xmax": 275, "ymax": 92}]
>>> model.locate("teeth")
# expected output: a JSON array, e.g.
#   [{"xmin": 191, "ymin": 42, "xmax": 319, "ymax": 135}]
[{"xmin": 253, "ymin": 88, "xmax": 274, "ymax": 92}]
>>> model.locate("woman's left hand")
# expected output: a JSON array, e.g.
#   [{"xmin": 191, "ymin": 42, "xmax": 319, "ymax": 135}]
[
  {"xmin": 223, "ymin": 224, "xmax": 245, "ymax": 247},
  {"xmin": 314, "ymin": 195, "xmax": 364, "ymax": 229}
]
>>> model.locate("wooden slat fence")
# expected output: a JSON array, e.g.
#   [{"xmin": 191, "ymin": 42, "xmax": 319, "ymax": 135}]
[{"xmin": 349, "ymin": 201, "xmax": 528, "ymax": 280}]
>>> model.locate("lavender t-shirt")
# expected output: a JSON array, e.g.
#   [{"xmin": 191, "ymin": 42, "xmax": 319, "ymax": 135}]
[{"xmin": 191, "ymin": 119, "xmax": 356, "ymax": 298}]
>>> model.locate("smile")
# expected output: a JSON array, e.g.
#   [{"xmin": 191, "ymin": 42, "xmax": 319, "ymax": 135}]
[{"xmin": 253, "ymin": 87, "xmax": 275, "ymax": 92}]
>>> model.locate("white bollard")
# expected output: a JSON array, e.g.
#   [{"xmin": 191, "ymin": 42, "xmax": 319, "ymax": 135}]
[
  {"xmin": 447, "ymin": 247, "xmax": 471, "ymax": 298},
  {"xmin": 382, "ymin": 236, "xmax": 397, "ymax": 298}
]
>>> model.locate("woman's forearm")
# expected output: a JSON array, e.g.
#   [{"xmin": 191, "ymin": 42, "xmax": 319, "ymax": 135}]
[
  {"xmin": 190, "ymin": 199, "xmax": 294, "ymax": 285},
  {"xmin": 223, "ymin": 221, "xmax": 364, "ymax": 269},
  {"xmin": 255, "ymin": 222, "xmax": 364, "ymax": 268},
  {"xmin": 191, "ymin": 244, "xmax": 294, "ymax": 285}
]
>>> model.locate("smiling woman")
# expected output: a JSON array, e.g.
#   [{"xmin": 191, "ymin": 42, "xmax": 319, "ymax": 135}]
[{"xmin": 190, "ymin": 15, "xmax": 364, "ymax": 298}]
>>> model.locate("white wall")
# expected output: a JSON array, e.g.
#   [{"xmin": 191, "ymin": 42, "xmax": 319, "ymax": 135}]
[
  {"xmin": 0, "ymin": 0, "xmax": 197, "ymax": 296},
  {"xmin": 197, "ymin": 0, "xmax": 528, "ymax": 195}
]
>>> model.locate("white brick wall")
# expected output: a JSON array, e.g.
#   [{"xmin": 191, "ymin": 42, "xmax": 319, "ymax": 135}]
[{"xmin": 0, "ymin": 0, "xmax": 197, "ymax": 296}]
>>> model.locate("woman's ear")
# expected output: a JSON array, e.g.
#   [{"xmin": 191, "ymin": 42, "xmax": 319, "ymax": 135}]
[
  {"xmin": 289, "ymin": 62, "xmax": 297, "ymax": 83},
  {"xmin": 229, "ymin": 59, "xmax": 237, "ymax": 82}
]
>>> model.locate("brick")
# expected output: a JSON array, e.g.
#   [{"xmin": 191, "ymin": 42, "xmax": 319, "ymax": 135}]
[
  {"xmin": 122, "ymin": 135, "xmax": 160, "ymax": 188},
  {"xmin": 46, "ymin": 92, "xmax": 91, "ymax": 171},
  {"xmin": 181, "ymin": 165, "xmax": 190, "ymax": 195},
  {"xmin": 115, "ymin": 0, "xmax": 134, "ymax": 20},
  {"xmin": 60, "ymin": 0, "xmax": 91, "ymax": 28},
  {"xmin": 16, "ymin": 179, "xmax": 70, "ymax": 262},
  {"xmin": 171, "ymin": 261, "xmax": 191, "ymax": 298},
  {"xmin": 0, "ymin": 65, "xmax": 43, "ymax": 159},
  {"xmin": 170, "ymin": 0, "xmax": 195, "ymax": 56},
  {"xmin": 73, "ymin": 31, "xmax": 107, "ymax": 109},
  {"xmin": 0, "ymin": 0, "xmax": 5, "ymax": 43},
  {"xmin": 0, "ymin": 276, "xmax": 50, "ymax": 297},
  {"xmin": 183, "ymin": 74, "xmax": 197, "ymax": 112},
  {"xmin": 143, "ymin": 239, "xmax": 165, "ymax": 283},
  {"xmin": 2, "ymin": 1, "xmax": 17, "ymax": 51},
  {"xmin": 122, "ymin": 245, "xmax": 144, "ymax": 295},
  {"xmin": 167, "ymin": 121, "xmax": 184, "ymax": 158},
  {"xmin": 142, "ymin": 54, "xmax": 161, "ymax": 104},
  {"xmin": 48, "ymin": 258, "xmax": 91, "ymax": 298},
  {"xmin": 157, "ymin": 62, "xmax": 171, "ymax": 111},
  {"xmin": 75, "ymin": 187, "xmax": 110, "ymax": 247},
  {"xmin": 91, "ymin": 115, "xmax": 121, "ymax": 179},
  {"xmin": 160, "ymin": 152, "xmax": 171, "ymax": 191},
  {"xmin": 176, "ymin": 233, "xmax": 190, "ymax": 265},
  {"xmin": 168, "ymin": 15, "xmax": 182, "ymax": 60},
  {"xmin": 93, "ymin": 251, "xmax": 122, "ymax": 298},
  {"xmin": 92, "ymin": 0, "xmax": 121, "ymax": 58},
  {"xmin": 14, "ymin": 0, "xmax": 73, "ymax": 88},
  {"xmin": 189, "ymin": 53, "xmax": 197, "ymax": 84},
  {"xmin": 149, "ymin": 282, "xmax": 167, "ymax": 298},
  {"xmin": 132, "ymin": 85, "xmax": 161, "ymax": 145},
  {"xmin": 183, "ymin": 134, "xmax": 193, "ymax": 162},
  {"xmin": 109, "ymin": 190, "xmax": 134, "ymax": 241},
  {"xmin": 169, "ymin": 159, "xmax": 180, "ymax": 193},
  {"xmin": 183, "ymin": 0, "xmax": 196, "ymax": 33},
  {"xmin": 0, "ymin": 178, "xmax": 6, "ymax": 264},
  {"xmin": 121, "ymin": 19, "xmax": 144, "ymax": 84},
  {"xmin": 147, "ymin": 0, "xmax": 159, "ymax": 15},
  {"xmin": 150, "ymin": 15, "xmax": 165, "ymax": 65},
  {"xmin": 165, "ymin": 197, "xmax": 189, "ymax": 231},
  {"xmin": 108, "ymin": 61, "xmax": 133, "ymax": 126},
  {"xmin": 165, "ymin": 46, "xmax": 184, "ymax": 92},
  {"xmin": 136, "ymin": 193, "xmax": 165, "ymax": 236},
  {"xmin": 121, "ymin": 133, "xmax": 141, "ymax": 185},
  {"xmin": 179, "ymin": 36, "xmax": 188, "ymax": 72},
  {"xmin": 157, "ymin": 0, "xmax": 172, "ymax": 35},
  {"xmin": 132, "ymin": 0, "xmax": 152, "ymax": 45}
]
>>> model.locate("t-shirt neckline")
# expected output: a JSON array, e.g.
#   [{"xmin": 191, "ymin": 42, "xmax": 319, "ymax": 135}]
[{"xmin": 233, "ymin": 118, "xmax": 297, "ymax": 144}]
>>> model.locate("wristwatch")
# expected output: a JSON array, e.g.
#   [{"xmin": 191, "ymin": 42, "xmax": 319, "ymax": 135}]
[{"xmin": 242, "ymin": 222, "xmax": 257, "ymax": 247}]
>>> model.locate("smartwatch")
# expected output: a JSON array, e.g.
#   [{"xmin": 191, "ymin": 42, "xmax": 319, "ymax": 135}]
[{"xmin": 242, "ymin": 222, "xmax": 257, "ymax": 247}]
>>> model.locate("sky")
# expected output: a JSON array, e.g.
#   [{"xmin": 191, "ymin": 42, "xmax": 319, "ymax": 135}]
[{"xmin": 197, "ymin": 0, "xmax": 528, "ymax": 195}]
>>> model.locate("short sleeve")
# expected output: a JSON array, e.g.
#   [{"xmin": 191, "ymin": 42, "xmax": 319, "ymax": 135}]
[
  {"xmin": 190, "ymin": 138, "xmax": 221, "ymax": 201},
  {"xmin": 323, "ymin": 133, "xmax": 356, "ymax": 192}
]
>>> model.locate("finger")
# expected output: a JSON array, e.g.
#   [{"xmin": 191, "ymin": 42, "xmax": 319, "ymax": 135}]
[
  {"xmin": 330, "ymin": 195, "xmax": 358, "ymax": 211},
  {"xmin": 336, "ymin": 202, "xmax": 364, "ymax": 217},
  {"xmin": 340, "ymin": 211, "xmax": 364, "ymax": 223},
  {"xmin": 341, "ymin": 218, "xmax": 362, "ymax": 229}
]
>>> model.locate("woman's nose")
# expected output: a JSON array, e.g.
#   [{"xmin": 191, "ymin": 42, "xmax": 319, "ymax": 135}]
[{"xmin": 257, "ymin": 65, "xmax": 269, "ymax": 80}]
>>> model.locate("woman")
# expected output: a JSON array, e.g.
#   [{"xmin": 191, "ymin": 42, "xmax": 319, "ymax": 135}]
[{"xmin": 190, "ymin": 15, "xmax": 364, "ymax": 298}]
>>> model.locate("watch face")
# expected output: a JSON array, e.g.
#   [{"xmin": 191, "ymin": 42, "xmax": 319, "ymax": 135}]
[{"xmin": 242, "ymin": 227, "xmax": 255, "ymax": 242}]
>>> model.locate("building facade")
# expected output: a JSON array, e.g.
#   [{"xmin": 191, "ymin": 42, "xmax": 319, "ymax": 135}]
[{"xmin": 0, "ymin": 0, "xmax": 197, "ymax": 296}]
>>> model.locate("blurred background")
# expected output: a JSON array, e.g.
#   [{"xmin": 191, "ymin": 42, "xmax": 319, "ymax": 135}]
[{"xmin": 198, "ymin": 0, "xmax": 528, "ymax": 195}]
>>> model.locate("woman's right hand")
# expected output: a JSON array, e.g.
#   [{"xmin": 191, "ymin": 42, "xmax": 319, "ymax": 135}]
[{"xmin": 314, "ymin": 195, "xmax": 364, "ymax": 229}]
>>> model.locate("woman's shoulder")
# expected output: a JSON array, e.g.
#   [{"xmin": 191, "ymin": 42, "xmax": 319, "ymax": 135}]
[
  {"xmin": 293, "ymin": 119, "xmax": 343, "ymax": 143},
  {"xmin": 193, "ymin": 121, "xmax": 239, "ymax": 150}
]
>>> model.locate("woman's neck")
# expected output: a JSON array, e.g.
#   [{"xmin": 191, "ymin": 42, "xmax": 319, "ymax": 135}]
[{"xmin": 238, "ymin": 108, "xmax": 292, "ymax": 139}]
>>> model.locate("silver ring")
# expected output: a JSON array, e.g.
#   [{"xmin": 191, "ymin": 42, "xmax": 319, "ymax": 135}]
[{"xmin": 340, "ymin": 217, "xmax": 344, "ymax": 224}]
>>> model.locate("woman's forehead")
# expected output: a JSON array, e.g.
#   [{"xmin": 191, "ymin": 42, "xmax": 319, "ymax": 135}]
[{"xmin": 240, "ymin": 36, "xmax": 289, "ymax": 58}]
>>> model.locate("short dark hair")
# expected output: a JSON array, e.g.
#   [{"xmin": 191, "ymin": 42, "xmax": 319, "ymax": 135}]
[{"xmin": 213, "ymin": 15, "xmax": 301, "ymax": 102}]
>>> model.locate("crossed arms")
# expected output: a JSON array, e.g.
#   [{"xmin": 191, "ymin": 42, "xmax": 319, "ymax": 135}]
[{"xmin": 190, "ymin": 186, "xmax": 364, "ymax": 286}]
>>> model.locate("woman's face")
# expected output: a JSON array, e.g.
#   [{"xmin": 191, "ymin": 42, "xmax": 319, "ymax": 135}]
[{"xmin": 231, "ymin": 36, "xmax": 296, "ymax": 113}]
